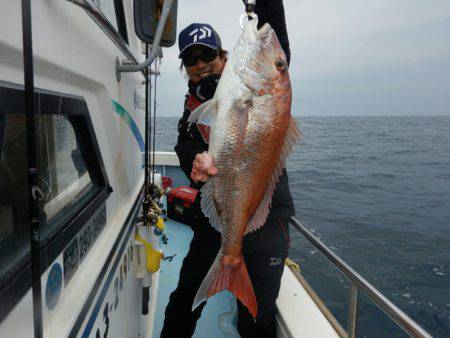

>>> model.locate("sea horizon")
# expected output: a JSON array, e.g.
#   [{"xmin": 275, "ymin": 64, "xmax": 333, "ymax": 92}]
[
  {"xmin": 155, "ymin": 115, "xmax": 450, "ymax": 337},
  {"xmin": 158, "ymin": 114, "xmax": 450, "ymax": 118}
]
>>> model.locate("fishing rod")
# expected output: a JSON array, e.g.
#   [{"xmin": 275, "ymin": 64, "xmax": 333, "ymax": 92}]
[
  {"xmin": 22, "ymin": 0, "xmax": 43, "ymax": 336},
  {"xmin": 141, "ymin": 48, "xmax": 166, "ymax": 238},
  {"xmin": 151, "ymin": 59, "xmax": 158, "ymax": 184},
  {"xmin": 140, "ymin": 51, "xmax": 167, "ymax": 316},
  {"xmin": 143, "ymin": 43, "xmax": 150, "ymax": 224},
  {"xmin": 141, "ymin": 43, "xmax": 153, "ymax": 315}
]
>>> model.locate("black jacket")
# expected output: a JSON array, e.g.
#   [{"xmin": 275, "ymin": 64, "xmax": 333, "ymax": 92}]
[{"xmin": 174, "ymin": 0, "xmax": 295, "ymax": 229}]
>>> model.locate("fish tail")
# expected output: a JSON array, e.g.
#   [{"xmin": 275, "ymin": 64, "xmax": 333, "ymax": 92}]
[{"xmin": 192, "ymin": 251, "xmax": 257, "ymax": 319}]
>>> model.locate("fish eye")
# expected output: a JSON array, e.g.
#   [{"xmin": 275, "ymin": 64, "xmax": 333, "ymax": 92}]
[{"xmin": 275, "ymin": 59, "xmax": 285, "ymax": 72}]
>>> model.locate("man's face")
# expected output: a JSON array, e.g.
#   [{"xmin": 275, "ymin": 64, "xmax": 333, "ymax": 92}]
[{"xmin": 182, "ymin": 45, "xmax": 225, "ymax": 83}]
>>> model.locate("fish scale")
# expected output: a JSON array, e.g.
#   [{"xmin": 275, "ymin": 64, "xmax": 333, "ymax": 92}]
[{"xmin": 189, "ymin": 17, "xmax": 301, "ymax": 319}]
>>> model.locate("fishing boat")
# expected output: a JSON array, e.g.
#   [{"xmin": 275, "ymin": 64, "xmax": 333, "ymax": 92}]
[{"xmin": 0, "ymin": 0, "xmax": 432, "ymax": 337}]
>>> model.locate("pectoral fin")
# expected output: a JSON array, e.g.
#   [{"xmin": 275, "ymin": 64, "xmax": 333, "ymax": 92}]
[
  {"xmin": 200, "ymin": 180, "xmax": 222, "ymax": 233},
  {"xmin": 188, "ymin": 97, "xmax": 218, "ymax": 127}
]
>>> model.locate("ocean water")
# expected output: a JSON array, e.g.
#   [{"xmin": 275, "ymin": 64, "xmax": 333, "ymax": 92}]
[{"xmin": 154, "ymin": 115, "xmax": 450, "ymax": 337}]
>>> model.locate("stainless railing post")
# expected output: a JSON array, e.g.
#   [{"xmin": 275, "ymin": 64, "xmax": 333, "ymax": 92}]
[
  {"xmin": 348, "ymin": 283, "xmax": 359, "ymax": 338},
  {"xmin": 288, "ymin": 217, "xmax": 432, "ymax": 338}
]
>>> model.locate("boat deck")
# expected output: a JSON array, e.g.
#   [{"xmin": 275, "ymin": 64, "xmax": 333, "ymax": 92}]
[{"xmin": 152, "ymin": 219, "xmax": 239, "ymax": 338}]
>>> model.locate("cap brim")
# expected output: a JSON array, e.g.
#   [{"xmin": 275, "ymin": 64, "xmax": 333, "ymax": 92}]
[{"xmin": 178, "ymin": 43, "xmax": 220, "ymax": 58}]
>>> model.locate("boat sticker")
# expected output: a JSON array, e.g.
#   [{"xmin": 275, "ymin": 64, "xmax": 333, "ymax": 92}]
[
  {"xmin": 46, "ymin": 263, "xmax": 63, "ymax": 311},
  {"xmin": 111, "ymin": 100, "xmax": 145, "ymax": 152},
  {"xmin": 68, "ymin": 191, "xmax": 143, "ymax": 338},
  {"xmin": 81, "ymin": 221, "xmax": 135, "ymax": 338},
  {"xmin": 63, "ymin": 204, "xmax": 107, "ymax": 285},
  {"xmin": 134, "ymin": 89, "xmax": 145, "ymax": 110}
]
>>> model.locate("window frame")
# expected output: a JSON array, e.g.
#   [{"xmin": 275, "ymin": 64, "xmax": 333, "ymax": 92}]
[
  {"xmin": 0, "ymin": 115, "xmax": 5, "ymax": 156},
  {"xmin": 95, "ymin": 0, "xmax": 128, "ymax": 44},
  {"xmin": 0, "ymin": 81, "xmax": 112, "ymax": 323},
  {"xmin": 113, "ymin": 0, "xmax": 128, "ymax": 44}
]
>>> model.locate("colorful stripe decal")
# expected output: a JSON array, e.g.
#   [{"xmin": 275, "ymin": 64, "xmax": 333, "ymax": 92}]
[{"xmin": 111, "ymin": 100, "xmax": 145, "ymax": 152}]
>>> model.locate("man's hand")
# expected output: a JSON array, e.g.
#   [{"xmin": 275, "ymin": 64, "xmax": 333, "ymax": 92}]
[{"xmin": 190, "ymin": 151, "xmax": 218, "ymax": 183}]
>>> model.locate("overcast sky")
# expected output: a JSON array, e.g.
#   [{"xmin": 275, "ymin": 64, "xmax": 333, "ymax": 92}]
[{"xmin": 155, "ymin": 0, "xmax": 450, "ymax": 117}]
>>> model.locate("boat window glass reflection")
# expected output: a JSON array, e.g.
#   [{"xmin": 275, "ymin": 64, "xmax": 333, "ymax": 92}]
[
  {"xmin": 36, "ymin": 114, "xmax": 98, "ymax": 234},
  {"xmin": 94, "ymin": 0, "xmax": 128, "ymax": 42},
  {"xmin": 95, "ymin": 0, "xmax": 118, "ymax": 31},
  {"xmin": 0, "ymin": 114, "xmax": 100, "ymax": 287},
  {"xmin": 0, "ymin": 115, "xmax": 29, "ymax": 288}
]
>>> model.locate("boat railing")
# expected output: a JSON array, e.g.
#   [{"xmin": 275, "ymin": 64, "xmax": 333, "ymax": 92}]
[{"xmin": 288, "ymin": 217, "xmax": 432, "ymax": 338}]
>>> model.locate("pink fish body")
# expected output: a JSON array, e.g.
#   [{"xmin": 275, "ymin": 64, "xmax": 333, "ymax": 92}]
[{"xmin": 189, "ymin": 17, "xmax": 301, "ymax": 318}]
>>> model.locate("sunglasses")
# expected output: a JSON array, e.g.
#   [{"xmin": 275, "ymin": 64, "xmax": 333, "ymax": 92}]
[{"xmin": 182, "ymin": 47, "xmax": 219, "ymax": 67}]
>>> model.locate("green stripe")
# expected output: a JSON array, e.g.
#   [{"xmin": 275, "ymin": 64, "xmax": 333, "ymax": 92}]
[{"xmin": 111, "ymin": 100, "xmax": 145, "ymax": 152}]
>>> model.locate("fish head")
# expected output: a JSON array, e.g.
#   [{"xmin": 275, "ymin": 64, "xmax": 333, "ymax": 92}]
[{"xmin": 232, "ymin": 17, "xmax": 290, "ymax": 99}]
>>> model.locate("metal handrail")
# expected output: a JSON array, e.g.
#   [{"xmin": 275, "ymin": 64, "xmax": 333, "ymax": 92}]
[
  {"xmin": 116, "ymin": 0, "xmax": 173, "ymax": 74},
  {"xmin": 289, "ymin": 217, "xmax": 432, "ymax": 338}
]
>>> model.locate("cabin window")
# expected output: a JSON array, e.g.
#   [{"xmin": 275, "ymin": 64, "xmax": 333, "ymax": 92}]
[
  {"xmin": 95, "ymin": 0, "xmax": 128, "ymax": 43},
  {"xmin": 36, "ymin": 115, "xmax": 99, "ymax": 236},
  {"xmin": 0, "ymin": 115, "xmax": 29, "ymax": 288},
  {"xmin": 0, "ymin": 85, "xmax": 110, "ymax": 322},
  {"xmin": 0, "ymin": 114, "xmax": 100, "ymax": 286}
]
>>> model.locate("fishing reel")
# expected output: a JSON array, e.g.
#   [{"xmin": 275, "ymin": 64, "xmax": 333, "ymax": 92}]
[
  {"xmin": 140, "ymin": 182, "xmax": 169, "ymax": 245},
  {"xmin": 147, "ymin": 182, "xmax": 165, "ymax": 201},
  {"xmin": 138, "ymin": 207, "xmax": 168, "ymax": 245}
]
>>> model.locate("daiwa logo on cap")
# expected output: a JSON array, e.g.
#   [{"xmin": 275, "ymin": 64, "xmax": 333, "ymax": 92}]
[
  {"xmin": 189, "ymin": 26, "xmax": 212, "ymax": 42},
  {"xmin": 178, "ymin": 23, "xmax": 222, "ymax": 57}
]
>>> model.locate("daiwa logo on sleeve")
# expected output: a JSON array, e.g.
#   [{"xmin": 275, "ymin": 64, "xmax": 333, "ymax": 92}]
[{"xmin": 189, "ymin": 26, "xmax": 212, "ymax": 42}]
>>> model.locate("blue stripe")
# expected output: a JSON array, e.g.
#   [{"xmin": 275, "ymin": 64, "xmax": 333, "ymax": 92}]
[{"xmin": 81, "ymin": 223, "xmax": 134, "ymax": 337}]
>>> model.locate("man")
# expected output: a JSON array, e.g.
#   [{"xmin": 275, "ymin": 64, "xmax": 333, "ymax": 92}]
[{"xmin": 161, "ymin": 1, "xmax": 294, "ymax": 337}]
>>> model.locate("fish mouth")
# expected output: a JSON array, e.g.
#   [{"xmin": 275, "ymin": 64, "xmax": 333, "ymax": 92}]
[
  {"xmin": 257, "ymin": 23, "xmax": 271, "ymax": 40},
  {"xmin": 244, "ymin": 18, "xmax": 272, "ymax": 42}
]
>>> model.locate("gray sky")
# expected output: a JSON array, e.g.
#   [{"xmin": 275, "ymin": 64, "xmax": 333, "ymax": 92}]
[{"xmin": 155, "ymin": 0, "xmax": 450, "ymax": 116}]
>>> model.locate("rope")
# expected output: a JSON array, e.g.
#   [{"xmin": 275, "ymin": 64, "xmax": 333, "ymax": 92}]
[{"xmin": 285, "ymin": 257, "xmax": 300, "ymax": 271}]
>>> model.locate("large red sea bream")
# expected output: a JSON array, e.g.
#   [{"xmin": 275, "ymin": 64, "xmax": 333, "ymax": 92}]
[{"xmin": 189, "ymin": 17, "xmax": 301, "ymax": 318}]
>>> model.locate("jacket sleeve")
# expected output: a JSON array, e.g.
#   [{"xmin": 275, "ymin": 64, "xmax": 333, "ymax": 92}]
[
  {"xmin": 254, "ymin": 0, "xmax": 291, "ymax": 65},
  {"xmin": 174, "ymin": 106, "xmax": 208, "ymax": 188}
]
